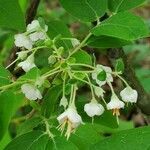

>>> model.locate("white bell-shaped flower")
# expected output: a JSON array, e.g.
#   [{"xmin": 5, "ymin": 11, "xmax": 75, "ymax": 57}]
[
  {"xmin": 14, "ymin": 33, "xmax": 33, "ymax": 49},
  {"xmin": 27, "ymin": 20, "xmax": 48, "ymax": 42},
  {"xmin": 18, "ymin": 54, "xmax": 36, "ymax": 72},
  {"xmin": 84, "ymin": 99, "xmax": 104, "ymax": 117},
  {"xmin": 21, "ymin": 83, "xmax": 42, "ymax": 100},
  {"xmin": 120, "ymin": 86, "xmax": 138, "ymax": 103},
  {"xmin": 107, "ymin": 94, "xmax": 125, "ymax": 116},
  {"xmin": 92, "ymin": 65, "xmax": 113, "ymax": 86},
  {"xmin": 57, "ymin": 107, "xmax": 82, "ymax": 139},
  {"xmin": 59, "ymin": 96, "xmax": 68, "ymax": 109},
  {"xmin": 94, "ymin": 86, "xmax": 105, "ymax": 98},
  {"xmin": 29, "ymin": 32, "xmax": 47, "ymax": 42}
]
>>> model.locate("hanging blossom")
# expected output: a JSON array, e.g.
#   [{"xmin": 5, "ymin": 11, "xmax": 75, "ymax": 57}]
[
  {"xmin": 27, "ymin": 20, "xmax": 48, "ymax": 42},
  {"xmin": 57, "ymin": 106, "xmax": 82, "ymax": 139},
  {"xmin": 84, "ymin": 98, "xmax": 104, "ymax": 117},
  {"xmin": 92, "ymin": 65, "xmax": 113, "ymax": 86},
  {"xmin": 14, "ymin": 33, "xmax": 33, "ymax": 50},
  {"xmin": 14, "ymin": 20, "xmax": 48, "ymax": 50},
  {"xmin": 59, "ymin": 96, "xmax": 68, "ymax": 109},
  {"xmin": 120, "ymin": 86, "xmax": 138, "ymax": 103},
  {"xmin": 21, "ymin": 83, "xmax": 42, "ymax": 100},
  {"xmin": 18, "ymin": 54, "xmax": 36, "ymax": 72},
  {"xmin": 94, "ymin": 86, "xmax": 105, "ymax": 98},
  {"xmin": 107, "ymin": 93, "xmax": 125, "ymax": 116}
]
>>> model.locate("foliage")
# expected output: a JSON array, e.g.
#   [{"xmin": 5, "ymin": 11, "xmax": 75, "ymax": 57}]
[{"xmin": 0, "ymin": 0, "xmax": 150, "ymax": 149}]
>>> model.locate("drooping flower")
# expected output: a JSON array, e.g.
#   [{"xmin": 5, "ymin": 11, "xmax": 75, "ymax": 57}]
[
  {"xmin": 14, "ymin": 33, "xmax": 33, "ymax": 49},
  {"xmin": 21, "ymin": 83, "xmax": 42, "ymax": 100},
  {"xmin": 94, "ymin": 86, "xmax": 105, "ymax": 98},
  {"xmin": 120, "ymin": 86, "xmax": 138, "ymax": 103},
  {"xmin": 57, "ymin": 107, "xmax": 82, "ymax": 139},
  {"xmin": 84, "ymin": 99, "xmax": 104, "ymax": 117},
  {"xmin": 27, "ymin": 20, "xmax": 48, "ymax": 42},
  {"xmin": 59, "ymin": 96, "xmax": 68, "ymax": 109},
  {"xmin": 18, "ymin": 54, "xmax": 36, "ymax": 72},
  {"xmin": 107, "ymin": 94, "xmax": 125, "ymax": 116},
  {"xmin": 92, "ymin": 65, "xmax": 113, "ymax": 86}
]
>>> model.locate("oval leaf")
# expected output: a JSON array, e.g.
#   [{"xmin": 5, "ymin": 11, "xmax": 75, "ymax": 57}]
[
  {"xmin": 91, "ymin": 12, "xmax": 149, "ymax": 41},
  {"xmin": 59, "ymin": 0, "xmax": 107, "ymax": 22}
]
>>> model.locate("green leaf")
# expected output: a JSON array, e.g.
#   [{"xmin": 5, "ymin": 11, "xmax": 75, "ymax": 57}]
[
  {"xmin": 0, "ymin": 132, "xmax": 11, "ymax": 150},
  {"xmin": 91, "ymin": 12, "xmax": 149, "ymax": 41},
  {"xmin": 47, "ymin": 20, "xmax": 73, "ymax": 50},
  {"xmin": 136, "ymin": 68, "xmax": 150, "ymax": 93},
  {"xmin": 18, "ymin": 67, "xmax": 41, "ymax": 81},
  {"xmin": 0, "ymin": 91, "xmax": 23, "ymax": 140},
  {"xmin": 0, "ymin": 0, "xmax": 25, "ymax": 31},
  {"xmin": 72, "ymin": 50, "xmax": 92, "ymax": 65},
  {"xmin": 115, "ymin": 58, "xmax": 124, "ymax": 73},
  {"xmin": 108, "ymin": 0, "xmax": 146, "ymax": 13},
  {"xmin": 41, "ymin": 85, "xmax": 62, "ymax": 118},
  {"xmin": 59, "ymin": 0, "xmax": 107, "ymax": 22},
  {"xmin": 97, "ymin": 70, "xmax": 106, "ymax": 81},
  {"xmin": 90, "ymin": 126, "xmax": 150, "ymax": 150},
  {"xmin": 5, "ymin": 131, "xmax": 78, "ymax": 150},
  {"xmin": 0, "ymin": 65, "xmax": 11, "ymax": 86},
  {"xmin": 87, "ymin": 35, "xmax": 132, "ymax": 48},
  {"xmin": 17, "ymin": 117, "xmax": 43, "ymax": 136},
  {"xmin": 71, "ymin": 124, "xmax": 104, "ymax": 149}
]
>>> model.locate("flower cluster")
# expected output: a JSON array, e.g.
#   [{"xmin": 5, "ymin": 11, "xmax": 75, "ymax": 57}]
[
  {"xmin": 15, "ymin": 20, "xmax": 48, "ymax": 72},
  {"xmin": 5, "ymin": 19, "xmax": 138, "ymax": 139}
]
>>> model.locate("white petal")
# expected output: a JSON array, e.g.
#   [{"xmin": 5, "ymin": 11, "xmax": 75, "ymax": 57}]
[
  {"xmin": 59, "ymin": 96, "xmax": 68, "ymax": 108},
  {"xmin": 92, "ymin": 64, "xmax": 113, "ymax": 86},
  {"xmin": 14, "ymin": 34, "xmax": 32, "ymax": 49},
  {"xmin": 120, "ymin": 87, "xmax": 138, "ymax": 103},
  {"xmin": 57, "ymin": 111, "xmax": 68, "ymax": 124},
  {"xmin": 27, "ymin": 20, "xmax": 40, "ymax": 32},
  {"xmin": 94, "ymin": 86, "xmax": 105, "ymax": 97},
  {"xmin": 29, "ymin": 32, "xmax": 46, "ymax": 42},
  {"xmin": 18, "ymin": 55, "xmax": 36, "ymax": 72},
  {"xmin": 107, "ymin": 94, "xmax": 125, "ymax": 110},
  {"xmin": 84, "ymin": 101, "xmax": 104, "ymax": 117},
  {"xmin": 21, "ymin": 84, "xmax": 42, "ymax": 100},
  {"xmin": 67, "ymin": 108, "xmax": 82, "ymax": 128}
]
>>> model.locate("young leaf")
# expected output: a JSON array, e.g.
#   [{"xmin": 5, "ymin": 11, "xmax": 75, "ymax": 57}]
[
  {"xmin": 90, "ymin": 126, "xmax": 150, "ymax": 150},
  {"xmin": 59, "ymin": 0, "xmax": 107, "ymax": 22},
  {"xmin": 91, "ymin": 12, "xmax": 149, "ymax": 41},
  {"xmin": 0, "ymin": 0, "xmax": 25, "ymax": 31},
  {"xmin": 87, "ymin": 35, "xmax": 132, "ymax": 48},
  {"xmin": 72, "ymin": 50, "xmax": 92, "ymax": 65},
  {"xmin": 108, "ymin": 0, "xmax": 146, "ymax": 13},
  {"xmin": 115, "ymin": 58, "xmax": 125, "ymax": 73}
]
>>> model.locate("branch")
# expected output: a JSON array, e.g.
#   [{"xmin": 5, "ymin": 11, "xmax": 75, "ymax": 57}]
[
  {"xmin": 5, "ymin": 0, "xmax": 41, "ymax": 72},
  {"xmin": 26, "ymin": 0, "xmax": 40, "ymax": 25},
  {"xmin": 107, "ymin": 48, "xmax": 150, "ymax": 115}
]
